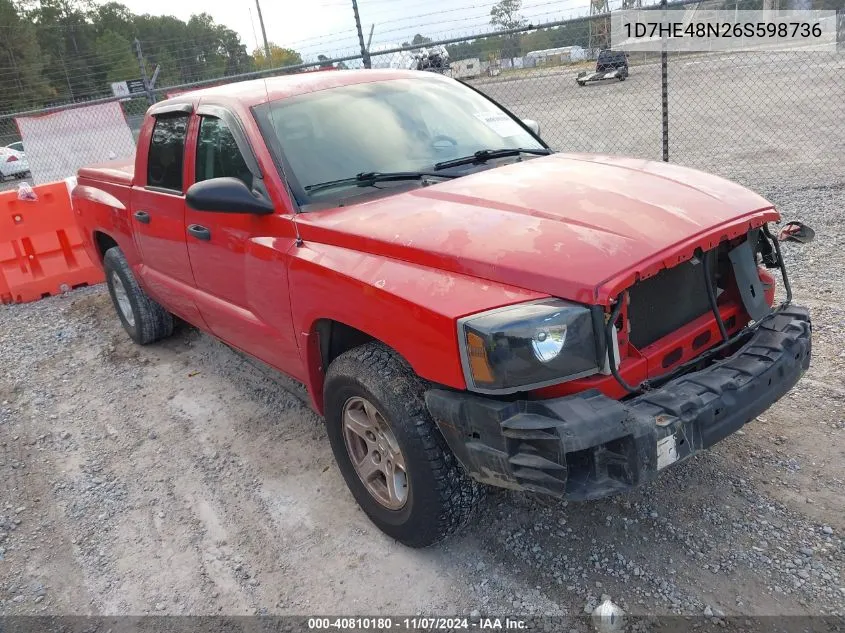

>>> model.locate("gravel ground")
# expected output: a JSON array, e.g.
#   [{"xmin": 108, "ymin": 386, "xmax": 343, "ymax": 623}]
[
  {"xmin": 1, "ymin": 177, "xmax": 843, "ymax": 621},
  {"xmin": 476, "ymin": 51, "xmax": 845, "ymax": 193}
]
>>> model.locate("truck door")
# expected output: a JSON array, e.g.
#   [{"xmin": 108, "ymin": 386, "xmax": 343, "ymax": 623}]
[
  {"xmin": 184, "ymin": 107, "xmax": 302, "ymax": 378},
  {"xmin": 131, "ymin": 107, "xmax": 204, "ymax": 325}
]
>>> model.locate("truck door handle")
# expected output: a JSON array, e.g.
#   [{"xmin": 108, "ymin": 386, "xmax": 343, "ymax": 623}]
[
  {"xmin": 133, "ymin": 210, "xmax": 151, "ymax": 224},
  {"xmin": 187, "ymin": 224, "xmax": 211, "ymax": 241}
]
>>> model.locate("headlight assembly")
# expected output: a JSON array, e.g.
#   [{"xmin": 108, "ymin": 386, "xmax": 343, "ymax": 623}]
[{"xmin": 458, "ymin": 299, "xmax": 601, "ymax": 394}]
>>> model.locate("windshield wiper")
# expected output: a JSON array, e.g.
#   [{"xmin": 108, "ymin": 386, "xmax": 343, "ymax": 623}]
[
  {"xmin": 434, "ymin": 148, "xmax": 552, "ymax": 171},
  {"xmin": 304, "ymin": 171, "xmax": 455, "ymax": 195}
]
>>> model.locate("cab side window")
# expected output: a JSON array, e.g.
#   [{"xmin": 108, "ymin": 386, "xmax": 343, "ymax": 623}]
[
  {"xmin": 196, "ymin": 116, "xmax": 253, "ymax": 187},
  {"xmin": 147, "ymin": 114, "xmax": 188, "ymax": 192}
]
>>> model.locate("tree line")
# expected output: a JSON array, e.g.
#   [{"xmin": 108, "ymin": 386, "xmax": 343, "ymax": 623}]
[{"xmin": 0, "ymin": 0, "xmax": 303, "ymax": 114}]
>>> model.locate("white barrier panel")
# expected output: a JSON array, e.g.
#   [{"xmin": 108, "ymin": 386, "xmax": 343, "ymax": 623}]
[{"xmin": 15, "ymin": 101, "xmax": 137, "ymax": 185}]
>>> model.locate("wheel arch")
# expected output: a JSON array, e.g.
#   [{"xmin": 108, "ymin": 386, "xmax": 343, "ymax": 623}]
[
  {"xmin": 305, "ymin": 318, "xmax": 410, "ymax": 415},
  {"xmin": 93, "ymin": 230, "xmax": 119, "ymax": 262}
]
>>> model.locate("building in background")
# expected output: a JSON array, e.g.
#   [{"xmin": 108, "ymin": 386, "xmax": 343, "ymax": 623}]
[
  {"xmin": 525, "ymin": 46, "xmax": 589, "ymax": 66},
  {"xmin": 450, "ymin": 58, "xmax": 482, "ymax": 79}
]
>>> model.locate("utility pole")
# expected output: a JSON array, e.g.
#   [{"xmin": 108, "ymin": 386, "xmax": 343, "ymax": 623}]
[
  {"xmin": 60, "ymin": 56, "xmax": 75, "ymax": 100},
  {"xmin": 366, "ymin": 23, "xmax": 375, "ymax": 52},
  {"xmin": 134, "ymin": 38, "xmax": 155, "ymax": 106},
  {"xmin": 660, "ymin": 0, "xmax": 668, "ymax": 162},
  {"xmin": 248, "ymin": 7, "xmax": 261, "ymax": 54},
  {"xmin": 255, "ymin": 0, "xmax": 271, "ymax": 63},
  {"xmin": 762, "ymin": 0, "xmax": 774, "ymax": 20},
  {"xmin": 352, "ymin": 0, "xmax": 371, "ymax": 68}
]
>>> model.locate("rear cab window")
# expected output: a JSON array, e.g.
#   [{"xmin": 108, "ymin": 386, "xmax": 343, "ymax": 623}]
[{"xmin": 147, "ymin": 114, "xmax": 189, "ymax": 192}]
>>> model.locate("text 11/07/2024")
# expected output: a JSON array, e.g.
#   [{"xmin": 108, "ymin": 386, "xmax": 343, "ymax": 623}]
[{"xmin": 307, "ymin": 616, "xmax": 529, "ymax": 630}]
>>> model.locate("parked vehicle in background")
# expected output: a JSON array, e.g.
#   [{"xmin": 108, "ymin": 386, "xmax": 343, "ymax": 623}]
[
  {"xmin": 5, "ymin": 141, "xmax": 24, "ymax": 153},
  {"xmin": 577, "ymin": 49, "xmax": 629, "ymax": 86},
  {"xmin": 0, "ymin": 146, "xmax": 30, "ymax": 179},
  {"xmin": 415, "ymin": 45, "xmax": 451, "ymax": 74},
  {"xmin": 71, "ymin": 69, "xmax": 812, "ymax": 548}
]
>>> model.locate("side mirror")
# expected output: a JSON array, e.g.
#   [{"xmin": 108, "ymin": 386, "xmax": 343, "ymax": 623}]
[
  {"xmin": 778, "ymin": 221, "xmax": 815, "ymax": 244},
  {"xmin": 186, "ymin": 177, "xmax": 275, "ymax": 215},
  {"xmin": 522, "ymin": 118, "xmax": 541, "ymax": 137}
]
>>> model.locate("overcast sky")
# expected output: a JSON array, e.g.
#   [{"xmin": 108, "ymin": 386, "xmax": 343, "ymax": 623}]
[{"xmin": 107, "ymin": 0, "xmax": 601, "ymax": 59}]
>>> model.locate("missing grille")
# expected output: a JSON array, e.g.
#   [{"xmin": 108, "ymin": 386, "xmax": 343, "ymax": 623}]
[{"xmin": 627, "ymin": 255, "xmax": 715, "ymax": 349}]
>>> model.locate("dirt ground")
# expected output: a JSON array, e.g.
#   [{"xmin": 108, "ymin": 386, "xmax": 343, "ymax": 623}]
[{"xmin": 1, "ymin": 187, "xmax": 843, "ymax": 622}]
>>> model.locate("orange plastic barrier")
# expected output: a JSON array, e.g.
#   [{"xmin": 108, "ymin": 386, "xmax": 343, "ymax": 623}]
[{"xmin": 0, "ymin": 181, "xmax": 104, "ymax": 304}]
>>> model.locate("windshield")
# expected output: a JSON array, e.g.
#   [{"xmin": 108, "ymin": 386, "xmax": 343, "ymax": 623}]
[{"xmin": 254, "ymin": 76, "xmax": 545, "ymax": 201}]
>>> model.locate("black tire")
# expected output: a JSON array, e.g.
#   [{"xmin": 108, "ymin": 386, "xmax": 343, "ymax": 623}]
[
  {"xmin": 103, "ymin": 246, "xmax": 173, "ymax": 345},
  {"xmin": 324, "ymin": 342, "xmax": 483, "ymax": 547}
]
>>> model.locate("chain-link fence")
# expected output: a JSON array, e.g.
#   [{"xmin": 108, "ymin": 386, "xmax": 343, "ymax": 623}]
[
  {"xmin": 2, "ymin": 7, "xmax": 843, "ymax": 199},
  {"xmin": 450, "ymin": 46, "xmax": 844, "ymax": 194}
]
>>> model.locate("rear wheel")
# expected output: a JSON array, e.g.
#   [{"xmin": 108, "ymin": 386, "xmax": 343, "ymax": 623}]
[
  {"xmin": 103, "ymin": 247, "xmax": 173, "ymax": 345},
  {"xmin": 324, "ymin": 342, "xmax": 483, "ymax": 547}
]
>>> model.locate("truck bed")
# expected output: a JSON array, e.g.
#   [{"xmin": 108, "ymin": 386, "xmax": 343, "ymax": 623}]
[
  {"xmin": 77, "ymin": 159, "xmax": 135, "ymax": 187},
  {"xmin": 72, "ymin": 158, "xmax": 136, "ymax": 271}
]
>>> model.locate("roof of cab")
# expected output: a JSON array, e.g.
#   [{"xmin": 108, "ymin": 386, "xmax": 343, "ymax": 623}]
[{"xmin": 151, "ymin": 69, "xmax": 435, "ymax": 112}]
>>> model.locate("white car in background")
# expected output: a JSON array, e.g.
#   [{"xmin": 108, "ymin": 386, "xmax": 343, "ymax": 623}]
[{"xmin": 0, "ymin": 146, "xmax": 30, "ymax": 179}]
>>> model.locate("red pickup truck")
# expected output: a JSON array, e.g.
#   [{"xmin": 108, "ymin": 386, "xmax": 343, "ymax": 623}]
[{"xmin": 72, "ymin": 69, "xmax": 812, "ymax": 548}]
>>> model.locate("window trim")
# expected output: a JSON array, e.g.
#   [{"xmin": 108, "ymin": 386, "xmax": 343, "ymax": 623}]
[
  {"xmin": 251, "ymin": 103, "xmax": 306, "ymax": 210},
  {"xmin": 145, "ymin": 112, "xmax": 190, "ymax": 194},
  {"xmin": 148, "ymin": 101, "xmax": 193, "ymax": 116},
  {"xmin": 144, "ymin": 186, "xmax": 186, "ymax": 197}
]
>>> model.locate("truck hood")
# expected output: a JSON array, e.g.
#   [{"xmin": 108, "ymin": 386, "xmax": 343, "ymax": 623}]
[{"xmin": 296, "ymin": 153, "xmax": 778, "ymax": 305}]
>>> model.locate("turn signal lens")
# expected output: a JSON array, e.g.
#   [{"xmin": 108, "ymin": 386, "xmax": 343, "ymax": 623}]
[{"xmin": 466, "ymin": 331, "xmax": 495, "ymax": 385}]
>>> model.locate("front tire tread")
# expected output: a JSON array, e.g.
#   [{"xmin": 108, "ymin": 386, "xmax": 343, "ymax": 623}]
[
  {"xmin": 103, "ymin": 246, "xmax": 173, "ymax": 345},
  {"xmin": 326, "ymin": 342, "xmax": 483, "ymax": 547}
]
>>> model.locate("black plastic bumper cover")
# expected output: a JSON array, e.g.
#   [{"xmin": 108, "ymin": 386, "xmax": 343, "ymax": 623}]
[{"xmin": 425, "ymin": 305, "xmax": 811, "ymax": 500}]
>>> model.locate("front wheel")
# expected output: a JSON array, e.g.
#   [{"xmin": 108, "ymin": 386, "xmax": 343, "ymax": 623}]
[{"xmin": 324, "ymin": 342, "xmax": 483, "ymax": 547}]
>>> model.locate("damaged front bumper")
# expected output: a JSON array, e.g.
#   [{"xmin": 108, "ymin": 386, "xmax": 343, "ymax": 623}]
[{"xmin": 425, "ymin": 305, "xmax": 811, "ymax": 500}]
